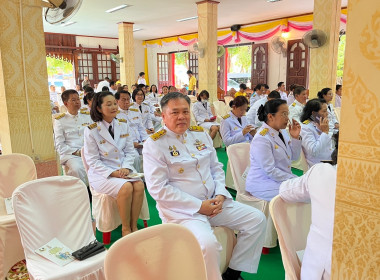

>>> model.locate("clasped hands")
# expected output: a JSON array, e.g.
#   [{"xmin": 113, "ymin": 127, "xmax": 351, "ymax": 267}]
[
  {"xmin": 110, "ymin": 168, "xmax": 130, "ymax": 179},
  {"xmin": 198, "ymin": 195, "xmax": 225, "ymax": 218}
]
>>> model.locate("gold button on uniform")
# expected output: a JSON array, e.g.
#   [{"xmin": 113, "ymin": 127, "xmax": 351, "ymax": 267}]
[
  {"xmin": 116, "ymin": 157, "xmax": 119, "ymax": 160},
  {"xmin": 118, "ymin": 164, "xmax": 121, "ymax": 167},
  {"xmin": 191, "ymin": 154, "xmax": 195, "ymax": 157},
  {"xmin": 202, "ymin": 180, "xmax": 206, "ymax": 184},
  {"xmin": 114, "ymin": 149, "xmax": 118, "ymax": 152},
  {"xmin": 197, "ymin": 164, "xmax": 200, "ymax": 169},
  {"xmin": 178, "ymin": 168, "xmax": 184, "ymax": 174}
]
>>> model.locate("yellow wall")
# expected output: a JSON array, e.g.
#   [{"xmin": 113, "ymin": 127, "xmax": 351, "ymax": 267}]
[{"xmin": 332, "ymin": 1, "xmax": 380, "ymax": 278}]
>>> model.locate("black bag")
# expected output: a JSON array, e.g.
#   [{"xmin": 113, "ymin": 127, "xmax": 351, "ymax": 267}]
[{"xmin": 72, "ymin": 240, "xmax": 105, "ymax": 261}]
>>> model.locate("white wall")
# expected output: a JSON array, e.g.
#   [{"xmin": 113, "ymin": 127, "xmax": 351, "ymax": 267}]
[{"xmin": 75, "ymin": 36, "xmax": 145, "ymax": 78}]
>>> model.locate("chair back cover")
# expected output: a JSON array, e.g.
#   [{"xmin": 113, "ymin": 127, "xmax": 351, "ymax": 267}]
[
  {"xmin": 0, "ymin": 154, "xmax": 36, "ymax": 215},
  {"xmin": 104, "ymin": 223, "xmax": 207, "ymax": 280},
  {"xmin": 226, "ymin": 143, "xmax": 251, "ymax": 195},
  {"xmin": 269, "ymin": 195, "xmax": 311, "ymax": 280},
  {"xmin": 12, "ymin": 176, "xmax": 95, "ymax": 261},
  {"xmin": 213, "ymin": 100, "xmax": 229, "ymax": 118}
]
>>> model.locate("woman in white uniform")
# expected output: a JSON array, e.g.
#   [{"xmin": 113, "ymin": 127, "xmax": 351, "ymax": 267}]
[
  {"xmin": 84, "ymin": 91, "xmax": 145, "ymax": 236},
  {"xmin": 130, "ymin": 88, "xmax": 155, "ymax": 134},
  {"xmin": 279, "ymin": 133, "xmax": 339, "ymax": 280},
  {"xmin": 300, "ymin": 98, "xmax": 334, "ymax": 168},
  {"xmin": 220, "ymin": 96, "xmax": 256, "ymax": 147},
  {"xmin": 317, "ymin": 88, "xmax": 339, "ymax": 133},
  {"xmin": 246, "ymin": 99, "xmax": 302, "ymax": 201},
  {"xmin": 192, "ymin": 90, "xmax": 220, "ymax": 140}
]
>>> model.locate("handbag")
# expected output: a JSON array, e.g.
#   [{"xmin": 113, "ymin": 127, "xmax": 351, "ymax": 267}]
[{"xmin": 72, "ymin": 240, "xmax": 105, "ymax": 261}]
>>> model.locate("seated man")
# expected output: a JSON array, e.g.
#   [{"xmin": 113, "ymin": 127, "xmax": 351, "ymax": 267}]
[
  {"xmin": 53, "ymin": 89, "xmax": 91, "ymax": 185},
  {"xmin": 143, "ymin": 92, "xmax": 266, "ymax": 280},
  {"xmin": 288, "ymin": 86, "xmax": 307, "ymax": 123}
]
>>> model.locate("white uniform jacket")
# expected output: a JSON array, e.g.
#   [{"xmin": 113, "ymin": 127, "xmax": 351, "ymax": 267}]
[
  {"xmin": 129, "ymin": 102, "xmax": 154, "ymax": 130},
  {"xmin": 246, "ymin": 122, "xmax": 302, "ymax": 201},
  {"xmin": 246, "ymin": 96, "xmax": 267, "ymax": 128},
  {"xmin": 287, "ymin": 92, "xmax": 295, "ymax": 106},
  {"xmin": 249, "ymin": 92, "xmax": 260, "ymax": 107},
  {"xmin": 280, "ymin": 163, "xmax": 336, "ymax": 280},
  {"xmin": 300, "ymin": 120, "xmax": 333, "ymax": 167},
  {"xmin": 220, "ymin": 112, "xmax": 253, "ymax": 147},
  {"xmin": 280, "ymin": 91, "xmax": 288, "ymax": 102},
  {"xmin": 117, "ymin": 108, "xmax": 148, "ymax": 143},
  {"xmin": 84, "ymin": 119, "xmax": 137, "ymax": 181},
  {"xmin": 192, "ymin": 101, "xmax": 219, "ymax": 130},
  {"xmin": 335, "ymin": 95, "xmax": 341, "ymax": 108},
  {"xmin": 327, "ymin": 103, "xmax": 338, "ymax": 132},
  {"xmin": 53, "ymin": 111, "xmax": 92, "ymax": 163},
  {"xmin": 288, "ymin": 99, "xmax": 304, "ymax": 123},
  {"xmin": 142, "ymin": 126, "xmax": 233, "ymax": 222},
  {"xmin": 146, "ymin": 92, "xmax": 163, "ymax": 107}
]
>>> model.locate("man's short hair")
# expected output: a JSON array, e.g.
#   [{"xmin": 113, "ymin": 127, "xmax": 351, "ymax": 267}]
[
  {"xmin": 61, "ymin": 89, "xmax": 78, "ymax": 103},
  {"xmin": 187, "ymin": 70, "xmax": 193, "ymax": 75},
  {"xmin": 104, "ymin": 77, "xmax": 110, "ymax": 80},
  {"xmin": 160, "ymin": 92, "xmax": 190, "ymax": 111},
  {"xmin": 109, "ymin": 81, "xmax": 115, "ymax": 87},
  {"xmin": 139, "ymin": 72, "xmax": 145, "ymax": 77},
  {"xmin": 277, "ymin": 82, "xmax": 284, "ymax": 88},
  {"xmin": 239, "ymin": 83, "xmax": 247, "ymax": 90},
  {"xmin": 102, "ymin": 86, "xmax": 109, "ymax": 91},
  {"xmin": 268, "ymin": 90, "xmax": 281, "ymax": 99},
  {"xmin": 115, "ymin": 90, "xmax": 131, "ymax": 100},
  {"xmin": 294, "ymin": 86, "xmax": 306, "ymax": 96},
  {"xmin": 138, "ymin": 84, "xmax": 145, "ymax": 89}
]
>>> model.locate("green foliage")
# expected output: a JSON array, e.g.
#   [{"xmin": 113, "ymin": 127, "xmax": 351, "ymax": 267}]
[
  {"xmin": 175, "ymin": 52, "xmax": 188, "ymax": 68},
  {"xmin": 227, "ymin": 45, "xmax": 252, "ymax": 73},
  {"xmin": 336, "ymin": 35, "xmax": 346, "ymax": 78},
  {"xmin": 46, "ymin": 57, "xmax": 73, "ymax": 77}
]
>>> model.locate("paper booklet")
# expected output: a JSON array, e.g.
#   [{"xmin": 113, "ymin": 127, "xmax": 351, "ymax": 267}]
[
  {"xmin": 35, "ymin": 238, "xmax": 75, "ymax": 266},
  {"xmin": 4, "ymin": 197, "xmax": 14, "ymax": 215}
]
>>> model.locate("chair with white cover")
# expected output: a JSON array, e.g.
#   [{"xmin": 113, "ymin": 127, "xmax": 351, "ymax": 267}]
[
  {"xmin": 226, "ymin": 143, "xmax": 277, "ymax": 248},
  {"xmin": 213, "ymin": 226, "xmax": 237, "ymax": 273},
  {"xmin": 104, "ymin": 223, "xmax": 207, "ymax": 280},
  {"xmin": 269, "ymin": 195, "xmax": 311, "ymax": 280},
  {"xmin": 81, "ymin": 148, "xmax": 150, "ymax": 245},
  {"xmin": 0, "ymin": 154, "xmax": 36, "ymax": 279},
  {"xmin": 224, "ymin": 96, "xmax": 233, "ymax": 108},
  {"xmin": 190, "ymin": 110, "xmax": 223, "ymax": 148},
  {"xmin": 213, "ymin": 100, "xmax": 229, "ymax": 122},
  {"xmin": 291, "ymin": 149, "xmax": 309, "ymax": 173},
  {"xmin": 12, "ymin": 176, "xmax": 106, "ymax": 280}
]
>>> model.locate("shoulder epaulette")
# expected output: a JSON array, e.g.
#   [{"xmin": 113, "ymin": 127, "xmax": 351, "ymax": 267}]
[
  {"xmin": 143, "ymin": 102, "xmax": 149, "ymax": 106},
  {"xmin": 129, "ymin": 108, "xmax": 139, "ymax": 112},
  {"xmin": 222, "ymin": 114, "xmax": 230, "ymax": 119},
  {"xmin": 55, "ymin": 113, "xmax": 66, "ymax": 120},
  {"xmin": 130, "ymin": 102, "xmax": 134, "ymax": 106},
  {"xmin": 259, "ymin": 128, "xmax": 269, "ymax": 136},
  {"xmin": 116, "ymin": 110, "xmax": 120, "ymax": 114},
  {"xmin": 150, "ymin": 129, "xmax": 166, "ymax": 141},
  {"xmin": 303, "ymin": 120, "xmax": 310, "ymax": 124},
  {"xmin": 88, "ymin": 123, "xmax": 97, "ymax": 130},
  {"xmin": 292, "ymin": 102, "xmax": 296, "ymax": 107},
  {"xmin": 118, "ymin": 119, "xmax": 127, "ymax": 123},
  {"xmin": 189, "ymin": 126, "xmax": 204, "ymax": 132},
  {"xmin": 80, "ymin": 111, "xmax": 90, "ymax": 115}
]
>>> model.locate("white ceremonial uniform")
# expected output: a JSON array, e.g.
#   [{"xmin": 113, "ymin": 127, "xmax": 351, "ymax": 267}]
[
  {"xmin": 280, "ymin": 163, "xmax": 337, "ymax": 280},
  {"xmin": 53, "ymin": 111, "xmax": 92, "ymax": 185},
  {"xmin": 220, "ymin": 112, "xmax": 253, "ymax": 147},
  {"xmin": 280, "ymin": 91, "xmax": 288, "ymax": 102},
  {"xmin": 83, "ymin": 119, "xmax": 140, "ymax": 198},
  {"xmin": 288, "ymin": 99, "xmax": 304, "ymax": 123},
  {"xmin": 137, "ymin": 77, "xmax": 146, "ymax": 85},
  {"xmin": 146, "ymin": 92, "xmax": 163, "ymax": 107},
  {"xmin": 130, "ymin": 102, "xmax": 154, "ymax": 131},
  {"xmin": 149, "ymin": 103, "xmax": 163, "ymax": 131},
  {"xmin": 246, "ymin": 122, "xmax": 302, "ymax": 201},
  {"xmin": 300, "ymin": 120, "xmax": 333, "ymax": 168},
  {"xmin": 192, "ymin": 101, "xmax": 220, "ymax": 130},
  {"xmin": 335, "ymin": 95, "xmax": 341, "ymax": 108},
  {"xmin": 143, "ymin": 126, "xmax": 266, "ymax": 280},
  {"xmin": 246, "ymin": 96, "xmax": 267, "ymax": 128},
  {"xmin": 327, "ymin": 103, "xmax": 339, "ymax": 133},
  {"xmin": 49, "ymin": 90, "xmax": 58, "ymax": 104},
  {"xmin": 249, "ymin": 92, "xmax": 260, "ymax": 107},
  {"xmin": 287, "ymin": 92, "xmax": 295, "ymax": 105},
  {"xmin": 117, "ymin": 108, "xmax": 148, "ymax": 144}
]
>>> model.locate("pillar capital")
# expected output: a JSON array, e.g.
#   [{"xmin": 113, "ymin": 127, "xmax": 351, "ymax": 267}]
[
  {"xmin": 196, "ymin": 0, "xmax": 219, "ymax": 5},
  {"xmin": 117, "ymin": 22, "xmax": 134, "ymax": 25},
  {"xmin": 118, "ymin": 21, "xmax": 135, "ymax": 87}
]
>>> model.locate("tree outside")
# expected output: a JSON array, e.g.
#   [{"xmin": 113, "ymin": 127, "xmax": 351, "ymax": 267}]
[
  {"xmin": 174, "ymin": 52, "xmax": 189, "ymax": 89},
  {"xmin": 227, "ymin": 45, "xmax": 252, "ymax": 88},
  {"xmin": 336, "ymin": 35, "xmax": 346, "ymax": 85},
  {"xmin": 46, "ymin": 57, "xmax": 75, "ymax": 91}
]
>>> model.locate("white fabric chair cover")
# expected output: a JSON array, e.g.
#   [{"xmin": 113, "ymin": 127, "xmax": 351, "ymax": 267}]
[
  {"xmin": 225, "ymin": 161, "xmax": 236, "ymax": 190},
  {"xmin": 190, "ymin": 110, "xmax": 223, "ymax": 148},
  {"xmin": 291, "ymin": 150, "xmax": 309, "ymax": 173},
  {"xmin": 269, "ymin": 195, "xmax": 311, "ymax": 280},
  {"xmin": 188, "ymin": 95, "xmax": 197, "ymax": 103},
  {"xmin": 227, "ymin": 143, "xmax": 277, "ymax": 248},
  {"xmin": 0, "ymin": 154, "xmax": 36, "ymax": 279},
  {"xmin": 224, "ymin": 96, "xmax": 233, "ymax": 109},
  {"xmin": 81, "ymin": 148, "xmax": 150, "ymax": 233},
  {"xmin": 212, "ymin": 226, "xmax": 237, "ymax": 273},
  {"xmin": 213, "ymin": 100, "xmax": 229, "ymax": 122},
  {"xmin": 104, "ymin": 223, "xmax": 207, "ymax": 280},
  {"xmin": 12, "ymin": 176, "xmax": 106, "ymax": 280}
]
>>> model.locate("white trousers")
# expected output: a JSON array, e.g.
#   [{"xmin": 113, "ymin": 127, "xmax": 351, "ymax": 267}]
[
  {"xmin": 171, "ymin": 201, "xmax": 266, "ymax": 280},
  {"xmin": 64, "ymin": 157, "xmax": 88, "ymax": 186}
]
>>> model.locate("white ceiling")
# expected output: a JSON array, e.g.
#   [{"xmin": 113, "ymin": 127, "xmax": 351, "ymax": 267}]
[{"xmin": 43, "ymin": 0, "xmax": 348, "ymax": 40}]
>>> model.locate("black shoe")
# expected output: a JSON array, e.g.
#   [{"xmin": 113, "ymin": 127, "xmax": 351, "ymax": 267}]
[
  {"xmin": 222, "ymin": 275, "xmax": 244, "ymax": 280},
  {"xmin": 222, "ymin": 267, "xmax": 244, "ymax": 280}
]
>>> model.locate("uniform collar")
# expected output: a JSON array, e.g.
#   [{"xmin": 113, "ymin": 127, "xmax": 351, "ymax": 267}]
[
  {"xmin": 164, "ymin": 125, "xmax": 188, "ymax": 139},
  {"xmin": 118, "ymin": 107, "xmax": 128, "ymax": 113},
  {"xmin": 102, "ymin": 119, "xmax": 114, "ymax": 130},
  {"xmin": 294, "ymin": 99, "xmax": 304, "ymax": 107},
  {"xmin": 66, "ymin": 111, "xmax": 79, "ymax": 118},
  {"xmin": 262, "ymin": 122, "xmax": 280, "ymax": 137}
]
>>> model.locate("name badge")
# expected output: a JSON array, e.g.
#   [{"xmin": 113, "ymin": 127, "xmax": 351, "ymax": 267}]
[{"xmin": 120, "ymin": 134, "xmax": 129, "ymax": 138}]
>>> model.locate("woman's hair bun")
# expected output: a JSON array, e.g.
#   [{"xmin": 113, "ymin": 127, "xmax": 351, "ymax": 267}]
[{"xmin": 257, "ymin": 104, "xmax": 267, "ymax": 122}]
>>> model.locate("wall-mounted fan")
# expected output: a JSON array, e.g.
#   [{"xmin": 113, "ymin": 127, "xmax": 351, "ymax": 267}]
[
  {"xmin": 303, "ymin": 29, "xmax": 327, "ymax": 48},
  {"xmin": 43, "ymin": 0, "xmax": 83, "ymax": 25},
  {"xmin": 110, "ymin": 54, "xmax": 123, "ymax": 64},
  {"xmin": 189, "ymin": 43, "xmax": 205, "ymax": 58},
  {"xmin": 217, "ymin": 46, "xmax": 225, "ymax": 58},
  {"xmin": 271, "ymin": 36, "xmax": 287, "ymax": 57}
]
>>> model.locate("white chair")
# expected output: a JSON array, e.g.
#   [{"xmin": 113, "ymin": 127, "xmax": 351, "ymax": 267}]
[
  {"xmin": 81, "ymin": 148, "xmax": 150, "ymax": 245},
  {"xmin": 188, "ymin": 95, "xmax": 197, "ymax": 104},
  {"xmin": 226, "ymin": 143, "xmax": 277, "ymax": 248},
  {"xmin": 12, "ymin": 176, "xmax": 106, "ymax": 280},
  {"xmin": 213, "ymin": 100, "xmax": 229, "ymax": 122},
  {"xmin": 190, "ymin": 111, "xmax": 223, "ymax": 148},
  {"xmin": 213, "ymin": 226, "xmax": 237, "ymax": 273},
  {"xmin": 269, "ymin": 195, "xmax": 311, "ymax": 280},
  {"xmin": 0, "ymin": 154, "xmax": 36, "ymax": 279},
  {"xmin": 104, "ymin": 224, "xmax": 207, "ymax": 280},
  {"xmin": 224, "ymin": 96, "xmax": 233, "ymax": 108},
  {"xmin": 291, "ymin": 150, "xmax": 309, "ymax": 173}
]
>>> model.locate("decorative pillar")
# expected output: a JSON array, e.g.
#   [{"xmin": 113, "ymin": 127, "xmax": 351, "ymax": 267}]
[
  {"xmin": 331, "ymin": 1, "xmax": 380, "ymax": 279},
  {"xmin": 0, "ymin": 0, "xmax": 58, "ymax": 177},
  {"xmin": 118, "ymin": 22, "xmax": 135, "ymax": 87},
  {"xmin": 308, "ymin": 0, "xmax": 341, "ymax": 98},
  {"xmin": 197, "ymin": 0, "xmax": 219, "ymax": 103}
]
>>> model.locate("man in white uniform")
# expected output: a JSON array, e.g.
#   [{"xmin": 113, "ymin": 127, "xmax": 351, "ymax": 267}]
[
  {"xmin": 247, "ymin": 91, "xmax": 281, "ymax": 128},
  {"xmin": 143, "ymin": 92, "xmax": 266, "ymax": 280},
  {"xmin": 277, "ymin": 82, "xmax": 288, "ymax": 102},
  {"xmin": 53, "ymin": 90, "xmax": 91, "ymax": 185},
  {"xmin": 288, "ymin": 86, "xmax": 307, "ymax": 123}
]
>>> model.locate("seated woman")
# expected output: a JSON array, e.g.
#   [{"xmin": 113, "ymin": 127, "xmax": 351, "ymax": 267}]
[
  {"xmin": 220, "ymin": 96, "xmax": 256, "ymax": 147},
  {"xmin": 279, "ymin": 133, "xmax": 339, "ymax": 280},
  {"xmin": 130, "ymin": 88, "xmax": 155, "ymax": 134},
  {"xmin": 84, "ymin": 91, "xmax": 145, "ymax": 236},
  {"xmin": 246, "ymin": 99, "xmax": 302, "ymax": 201},
  {"xmin": 300, "ymin": 98, "xmax": 334, "ymax": 167},
  {"xmin": 82, "ymin": 89, "xmax": 95, "ymax": 111},
  {"xmin": 317, "ymin": 88, "xmax": 339, "ymax": 133},
  {"xmin": 192, "ymin": 90, "xmax": 220, "ymax": 140}
]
